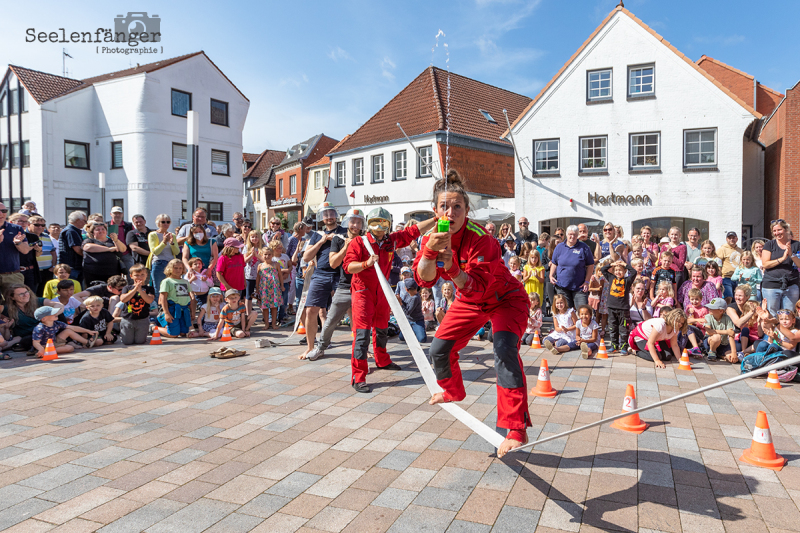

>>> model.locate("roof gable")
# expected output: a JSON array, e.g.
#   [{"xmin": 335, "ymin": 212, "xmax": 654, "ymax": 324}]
[
  {"xmin": 245, "ymin": 149, "xmax": 285, "ymax": 179},
  {"xmin": 506, "ymin": 6, "xmax": 760, "ymax": 136}
]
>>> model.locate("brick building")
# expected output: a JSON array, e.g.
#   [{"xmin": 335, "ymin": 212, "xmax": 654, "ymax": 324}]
[{"xmin": 325, "ymin": 67, "xmax": 531, "ymax": 224}]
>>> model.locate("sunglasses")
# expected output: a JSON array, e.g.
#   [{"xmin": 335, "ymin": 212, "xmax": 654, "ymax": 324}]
[
  {"xmin": 603, "ymin": 229, "xmax": 613, "ymax": 232},
  {"xmin": 159, "ymin": 220, "xmax": 171, "ymax": 224},
  {"xmin": 777, "ymin": 309, "xmax": 793, "ymax": 316},
  {"xmin": 242, "ymin": 225, "xmax": 252, "ymax": 229},
  {"xmin": 519, "ymin": 222, "xmax": 529, "ymax": 226},
  {"xmin": 555, "ymin": 233, "xmax": 564, "ymax": 238},
  {"xmin": 32, "ymin": 223, "xmax": 46, "ymax": 227},
  {"xmin": 0, "ymin": 209, "xmax": 7, "ymax": 214}
]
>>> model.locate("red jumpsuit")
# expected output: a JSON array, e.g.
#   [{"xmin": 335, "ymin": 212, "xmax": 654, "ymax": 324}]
[
  {"xmin": 413, "ymin": 218, "xmax": 530, "ymax": 440},
  {"xmin": 344, "ymin": 225, "xmax": 421, "ymax": 384}
]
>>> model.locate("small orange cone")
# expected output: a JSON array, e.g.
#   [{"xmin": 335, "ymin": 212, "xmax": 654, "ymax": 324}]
[
  {"xmin": 531, "ymin": 331, "xmax": 542, "ymax": 349},
  {"xmin": 530, "ymin": 359, "xmax": 558, "ymax": 398},
  {"xmin": 765, "ymin": 371, "xmax": 782, "ymax": 390},
  {"xmin": 596, "ymin": 340, "xmax": 609, "ymax": 359},
  {"xmin": 611, "ymin": 384, "xmax": 648, "ymax": 434},
  {"xmin": 677, "ymin": 350, "xmax": 692, "ymax": 371},
  {"xmin": 41, "ymin": 338, "xmax": 58, "ymax": 361},
  {"xmin": 297, "ymin": 322, "xmax": 306, "ymax": 335},
  {"xmin": 149, "ymin": 329, "xmax": 162, "ymax": 345},
  {"xmin": 739, "ymin": 411, "xmax": 786, "ymax": 471},
  {"xmin": 220, "ymin": 324, "xmax": 233, "ymax": 342}
]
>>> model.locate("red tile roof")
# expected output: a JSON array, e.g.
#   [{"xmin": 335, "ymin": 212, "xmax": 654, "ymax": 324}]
[
  {"xmin": 243, "ymin": 153, "xmax": 261, "ymax": 163},
  {"xmin": 7, "ymin": 51, "xmax": 248, "ymax": 104},
  {"xmin": 307, "ymin": 135, "xmax": 350, "ymax": 168},
  {"xmin": 331, "ymin": 67, "xmax": 531, "ymax": 154},
  {"xmin": 246, "ymin": 149, "xmax": 286, "ymax": 185}
]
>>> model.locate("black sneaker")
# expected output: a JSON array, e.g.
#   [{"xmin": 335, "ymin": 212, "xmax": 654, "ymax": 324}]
[
  {"xmin": 352, "ymin": 382, "xmax": 371, "ymax": 393},
  {"xmin": 377, "ymin": 362, "xmax": 402, "ymax": 371}
]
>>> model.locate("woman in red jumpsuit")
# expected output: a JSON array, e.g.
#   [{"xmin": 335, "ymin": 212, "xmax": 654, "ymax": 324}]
[{"xmin": 414, "ymin": 170, "xmax": 531, "ymax": 457}]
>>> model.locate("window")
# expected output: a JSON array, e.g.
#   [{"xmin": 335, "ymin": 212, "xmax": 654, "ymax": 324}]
[
  {"xmin": 210, "ymin": 99, "xmax": 228, "ymax": 126},
  {"xmin": 628, "ymin": 65, "xmax": 654, "ymax": 97},
  {"xmin": 418, "ymin": 146, "xmax": 433, "ymax": 177},
  {"xmin": 580, "ymin": 136, "xmax": 607, "ymax": 171},
  {"xmin": 534, "ymin": 139, "xmax": 559, "ymax": 173},
  {"xmin": 353, "ymin": 158, "xmax": 364, "ymax": 185},
  {"xmin": 290, "ymin": 174, "xmax": 297, "ymax": 195},
  {"xmin": 65, "ymin": 141, "xmax": 89, "ymax": 169},
  {"xmin": 172, "ymin": 143, "xmax": 187, "ymax": 170},
  {"xmin": 20, "ymin": 90, "xmax": 28, "ymax": 113},
  {"xmin": 65, "ymin": 198, "xmax": 90, "ymax": 224},
  {"xmin": 479, "ymin": 109, "xmax": 497, "ymax": 124},
  {"xmin": 587, "ymin": 69, "xmax": 612, "ymax": 100},
  {"xmin": 211, "ymin": 149, "xmax": 229, "ymax": 176},
  {"xmin": 684, "ymin": 129, "xmax": 716, "ymax": 167},
  {"xmin": 0, "ymin": 94, "xmax": 5, "ymax": 117},
  {"xmin": 278, "ymin": 179, "xmax": 283, "ymax": 197},
  {"xmin": 11, "ymin": 143, "xmax": 19, "ymax": 168},
  {"xmin": 21, "ymin": 141, "xmax": 29, "ymax": 168},
  {"xmin": 111, "ymin": 141, "xmax": 123, "ymax": 169},
  {"xmin": 630, "ymin": 133, "xmax": 660, "ymax": 169},
  {"xmin": 322, "ymin": 169, "xmax": 329, "ymax": 188},
  {"xmin": 393, "ymin": 150, "xmax": 407, "ymax": 180},
  {"xmin": 336, "ymin": 162, "xmax": 345, "ymax": 186},
  {"xmin": 633, "ymin": 218, "xmax": 709, "ymax": 244},
  {"xmin": 314, "ymin": 170, "xmax": 321, "ymax": 189},
  {"xmin": 9, "ymin": 89, "xmax": 18, "ymax": 115},
  {"xmin": 0, "ymin": 144, "xmax": 6, "ymax": 169},
  {"xmin": 182, "ymin": 200, "xmax": 222, "ymax": 222},
  {"xmin": 372, "ymin": 154, "xmax": 384, "ymax": 183},
  {"xmin": 112, "ymin": 199, "xmax": 124, "ymax": 211},
  {"xmin": 171, "ymin": 89, "xmax": 192, "ymax": 117}
]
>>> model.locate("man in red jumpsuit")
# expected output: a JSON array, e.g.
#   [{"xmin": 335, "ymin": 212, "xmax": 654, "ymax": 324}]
[
  {"xmin": 415, "ymin": 173, "xmax": 530, "ymax": 457},
  {"xmin": 343, "ymin": 208, "xmax": 436, "ymax": 393}
]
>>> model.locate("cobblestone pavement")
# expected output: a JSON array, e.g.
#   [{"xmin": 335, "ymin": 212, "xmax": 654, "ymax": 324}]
[{"xmin": 0, "ymin": 326, "xmax": 798, "ymax": 533}]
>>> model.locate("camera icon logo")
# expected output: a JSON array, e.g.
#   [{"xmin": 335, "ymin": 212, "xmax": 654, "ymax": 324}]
[{"xmin": 114, "ymin": 12, "xmax": 161, "ymax": 43}]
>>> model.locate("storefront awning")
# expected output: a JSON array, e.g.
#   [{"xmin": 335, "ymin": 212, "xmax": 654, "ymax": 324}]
[{"xmin": 470, "ymin": 207, "xmax": 514, "ymax": 223}]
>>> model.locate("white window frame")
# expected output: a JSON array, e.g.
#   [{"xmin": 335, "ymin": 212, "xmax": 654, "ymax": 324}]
[
  {"xmin": 587, "ymin": 69, "xmax": 612, "ymax": 101},
  {"xmin": 314, "ymin": 170, "xmax": 321, "ymax": 189},
  {"xmin": 533, "ymin": 139, "xmax": 559, "ymax": 174},
  {"xmin": 580, "ymin": 136, "xmax": 607, "ymax": 172},
  {"xmin": 630, "ymin": 132, "xmax": 660, "ymax": 169},
  {"xmin": 211, "ymin": 149, "xmax": 229, "ymax": 176},
  {"xmin": 628, "ymin": 64, "xmax": 655, "ymax": 97},
  {"xmin": 418, "ymin": 146, "xmax": 433, "ymax": 177},
  {"xmin": 322, "ymin": 168, "xmax": 329, "ymax": 188},
  {"xmin": 172, "ymin": 143, "xmax": 187, "ymax": 171},
  {"xmin": 336, "ymin": 162, "xmax": 345, "ymax": 186},
  {"xmin": 372, "ymin": 154, "xmax": 384, "ymax": 183},
  {"xmin": 353, "ymin": 158, "xmax": 364, "ymax": 185},
  {"xmin": 393, "ymin": 150, "xmax": 407, "ymax": 181},
  {"xmin": 278, "ymin": 178, "xmax": 283, "ymax": 197},
  {"xmin": 684, "ymin": 128, "xmax": 717, "ymax": 168},
  {"xmin": 21, "ymin": 141, "xmax": 29, "ymax": 168},
  {"xmin": 290, "ymin": 174, "xmax": 296, "ymax": 195},
  {"xmin": 111, "ymin": 141, "xmax": 123, "ymax": 169}
]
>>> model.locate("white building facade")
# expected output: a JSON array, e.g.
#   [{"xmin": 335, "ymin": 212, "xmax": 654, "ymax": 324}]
[
  {"xmin": 0, "ymin": 52, "xmax": 249, "ymax": 225},
  {"xmin": 507, "ymin": 7, "xmax": 764, "ymax": 243}
]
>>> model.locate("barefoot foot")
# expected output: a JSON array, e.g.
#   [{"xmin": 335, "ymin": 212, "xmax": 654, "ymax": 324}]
[
  {"xmin": 497, "ymin": 436, "xmax": 524, "ymax": 458},
  {"xmin": 429, "ymin": 392, "xmax": 448, "ymax": 405}
]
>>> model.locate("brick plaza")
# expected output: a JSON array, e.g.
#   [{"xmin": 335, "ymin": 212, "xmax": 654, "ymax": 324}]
[{"xmin": 0, "ymin": 328, "xmax": 798, "ymax": 532}]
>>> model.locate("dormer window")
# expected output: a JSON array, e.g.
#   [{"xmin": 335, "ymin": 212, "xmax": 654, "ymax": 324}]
[{"xmin": 479, "ymin": 109, "xmax": 497, "ymax": 124}]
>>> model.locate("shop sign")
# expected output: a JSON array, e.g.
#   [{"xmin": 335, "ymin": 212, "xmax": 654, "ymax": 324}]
[
  {"xmin": 364, "ymin": 195, "xmax": 389, "ymax": 204},
  {"xmin": 588, "ymin": 192, "xmax": 651, "ymax": 206},
  {"xmin": 271, "ymin": 198, "xmax": 298, "ymax": 207}
]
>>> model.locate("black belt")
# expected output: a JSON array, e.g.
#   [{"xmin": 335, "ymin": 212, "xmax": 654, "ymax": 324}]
[{"xmin": 0, "ymin": 270, "xmax": 20, "ymax": 275}]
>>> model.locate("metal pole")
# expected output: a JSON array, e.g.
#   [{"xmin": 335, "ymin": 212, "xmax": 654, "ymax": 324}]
[
  {"xmin": 98, "ymin": 172, "xmax": 105, "ymax": 218},
  {"xmin": 502, "ymin": 109, "xmax": 527, "ymax": 180},
  {"xmin": 511, "ymin": 354, "xmax": 800, "ymax": 453},
  {"xmin": 186, "ymin": 111, "xmax": 200, "ymax": 217},
  {"xmin": 396, "ymin": 123, "xmax": 442, "ymax": 180}
]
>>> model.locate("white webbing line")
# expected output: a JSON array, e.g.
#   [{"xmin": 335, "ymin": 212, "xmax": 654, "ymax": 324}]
[
  {"xmin": 362, "ymin": 236, "xmax": 505, "ymax": 448},
  {"xmin": 511, "ymin": 353, "xmax": 800, "ymax": 453}
]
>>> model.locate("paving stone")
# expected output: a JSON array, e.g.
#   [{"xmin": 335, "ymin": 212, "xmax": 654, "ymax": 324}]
[
  {"xmin": 537, "ymin": 499, "xmax": 583, "ymax": 532},
  {"xmin": 96, "ymin": 498, "xmax": 185, "ymax": 533},
  {"xmin": 266, "ymin": 472, "xmax": 323, "ymax": 498},
  {"xmin": 377, "ymin": 450, "xmax": 420, "ymax": 471},
  {"xmin": 413, "ymin": 486, "xmax": 471, "ymax": 511},
  {"xmin": 388, "ymin": 504, "xmax": 456, "ymax": 533},
  {"xmin": 145, "ymin": 498, "xmax": 238, "ymax": 532},
  {"xmin": 372, "ymin": 487, "xmax": 418, "ymax": 510}
]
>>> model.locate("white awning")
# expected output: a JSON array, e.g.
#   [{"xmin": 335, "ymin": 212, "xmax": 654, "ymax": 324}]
[{"xmin": 470, "ymin": 207, "xmax": 514, "ymax": 223}]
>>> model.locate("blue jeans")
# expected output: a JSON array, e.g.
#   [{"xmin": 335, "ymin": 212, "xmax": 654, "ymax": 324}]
[
  {"xmin": 762, "ymin": 284, "xmax": 800, "ymax": 317},
  {"xmin": 555, "ymin": 286, "xmax": 588, "ymax": 310},
  {"xmin": 722, "ymin": 277, "xmax": 737, "ymax": 300},
  {"xmin": 399, "ymin": 320, "xmax": 427, "ymax": 343},
  {"xmin": 151, "ymin": 259, "xmax": 170, "ymax": 294},
  {"xmin": 294, "ymin": 276, "xmax": 304, "ymax": 308}
]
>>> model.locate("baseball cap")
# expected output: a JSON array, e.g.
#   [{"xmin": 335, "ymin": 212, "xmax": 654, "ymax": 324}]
[
  {"xmin": 111, "ymin": 206, "xmax": 123, "ymax": 213},
  {"xmin": 303, "ymin": 215, "xmax": 315, "ymax": 226},
  {"xmin": 34, "ymin": 306, "xmax": 61, "ymax": 320},
  {"xmin": 224, "ymin": 289, "xmax": 240, "ymax": 298},
  {"xmin": 705, "ymin": 298, "xmax": 727, "ymax": 310},
  {"xmin": 505, "ymin": 235, "xmax": 516, "ymax": 242},
  {"xmin": 223, "ymin": 237, "xmax": 243, "ymax": 248},
  {"xmin": 726, "ymin": 231, "xmax": 738, "ymax": 238},
  {"xmin": 400, "ymin": 266, "xmax": 412, "ymax": 275},
  {"xmin": 403, "ymin": 278, "xmax": 419, "ymax": 291},
  {"xmin": 660, "ymin": 236, "xmax": 670, "ymax": 243},
  {"xmin": 208, "ymin": 287, "xmax": 222, "ymax": 297}
]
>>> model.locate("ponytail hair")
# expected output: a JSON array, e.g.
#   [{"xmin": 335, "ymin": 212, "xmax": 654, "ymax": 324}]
[{"xmin": 432, "ymin": 169, "xmax": 471, "ymax": 212}]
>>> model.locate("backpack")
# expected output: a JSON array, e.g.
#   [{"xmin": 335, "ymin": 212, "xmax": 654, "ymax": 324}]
[{"xmin": 740, "ymin": 343, "xmax": 790, "ymax": 374}]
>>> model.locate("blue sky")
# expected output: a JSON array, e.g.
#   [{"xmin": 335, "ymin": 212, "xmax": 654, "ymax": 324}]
[{"xmin": 2, "ymin": 0, "xmax": 798, "ymax": 154}]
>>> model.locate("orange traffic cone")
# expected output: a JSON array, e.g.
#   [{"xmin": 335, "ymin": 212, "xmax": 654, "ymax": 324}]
[
  {"xmin": 677, "ymin": 350, "xmax": 692, "ymax": 371},
  {"xmin": 297, "ymin": 322, "xmax": 306, "ymax": 335},
  {"xmin": 596, "ymin": 340, "xmax": 608, "ymax": 359},
  {"xmin": 765, "ymin": 371, "xmax": 782, "ymax": 390},
  {"xmin": 149, "ymin": 329, "xmax": 162, "ymax": 345},
  {"xmin": 220, "ymin": 324, "xmax": 233, "ymax": 342},
  {"xmin": 739, "ymin": 411, "xmax": 786, "ymax": 471},
  {"xmin": 530, "ymin": 359, "xmax": 558, "ymax": 398},
  {"xmin": 531, "ymin": 332, "xmax": 542, "ymax": 349},
  {"xmin": 41, "ymin": 338, "xmax": 58, "ymax": 361},
  {"xmin": 611, "ymin": 384, "xmax": 649, "ymax": 434}
]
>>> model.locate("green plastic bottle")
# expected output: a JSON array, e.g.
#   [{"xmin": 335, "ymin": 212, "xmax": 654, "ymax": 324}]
[{"xmin": 436, "ymin": 219, "xmax": 450, "ymax": 267}]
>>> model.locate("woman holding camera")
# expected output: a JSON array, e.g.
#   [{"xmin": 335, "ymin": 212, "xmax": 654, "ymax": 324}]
[
  {"xmin": 82, "ymin": 222, "xmax": 127, "ymax": 287},
  {"xmin": 8, "ymin": 213, "xmax": 41, "ymax": 294},
  {"xmin": 30, "ymin": 215, "xmax": 56, "ymax": 294}
]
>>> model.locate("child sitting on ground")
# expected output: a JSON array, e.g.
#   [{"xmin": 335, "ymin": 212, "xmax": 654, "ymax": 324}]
[
  {"xmin": 508, "ymin": 255, "xmax": 523, "ymax": 282},
  {"xmin": 543, "ymin": 294, "xmax": 578, "ymax": 355},
  {"xmin": 186, "ymin": 257, "xmax": 212, "ymax": 305},
  {"xmin": 651, "ymin": 281, "xmax": 676, "ymax": 318},
  {"xmin": 215, "ymin": 289, "xmax": 256, "ymax": 339},
  {"xmin": 197, "ymin": 287, "xmax": 224, "ymax": 337},
  {"xmin": 119, "ymin": 264, "xmax": 155, "ymax": 345},
  {"xmin": 727, "ymin": 285, "xmax": 760, "ymax": 359},
  {"xmin": 684, "ymin": 288, "xmax": 710, "ymax": 358},
  {"xmin": 763, "ymin": 309, "xmax": 800, "ymax": 354},
  {"xmin": 54, "ymin": 279, "xmax": 84, "ymax": 324},
  {"xmin": 703, "ymin": 298, "xmax": 736, "ymax": 362},
  {"xmin": 156, "ymin": 259, "xmax": 199, "ymax": 339},
  {"xmin": 522, "ymin": 292, "xmax": 543, "ymax": 346},
  {"xmin": 0, "ymin": 301, "xmax": 21, "ymax": 354},
  {"xmin": 79, "ymin": 296, "xmax": 118, "ymax": 346},
  {"xmin": 32, "ymin": 306, "xmax": 93, "ymax": 357},
  {"xmin": 42, "ymin": 264, "xmax": 81, "ymax": 301},
  {"xmin": 421, "ymin": 287, "xmax": 437, "ymax": 331},
  {"xmin": 575, "ymin": 305, "xmax": 600, "ymax": 359},
  {"xmin": 256, "ymin": 246, "xmax": 283, "ymax": 329},
  {"xmin": 650, "ymin": 250, "xmax": 676, "ymax": 300}
]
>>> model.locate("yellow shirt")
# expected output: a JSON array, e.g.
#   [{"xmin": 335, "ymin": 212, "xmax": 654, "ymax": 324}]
[
  {"xmin": 523, "ymin": 264, "xmax": 544, "ymax": 301},
  {"xmin": 42, "ymin": 279, "xmax": 82, "ymax": 301}
]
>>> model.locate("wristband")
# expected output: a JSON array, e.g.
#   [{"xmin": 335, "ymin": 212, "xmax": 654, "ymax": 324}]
[
  {"xmin": 445, "ymin": 261, "xmax": 460, "ymax": 278},
  {"xmin": 422, "ymin": 245, "xmax": 439, "ymax": 260},
  {"xmin": 362, "ymin": 261, "xmax": 369, "ymax": 270}
]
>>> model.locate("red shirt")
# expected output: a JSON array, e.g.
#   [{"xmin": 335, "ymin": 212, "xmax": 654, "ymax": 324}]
[
  {"xmin": 344, "ymin": 226, "xmax": 421, "ymax": 291},
  {"xmin": 216, "ymin": 253, "xmax": 246, "ymax": 291},
  {"xmin": 413, "ymin": 218, "xmax": 523, "ymax": 307}
]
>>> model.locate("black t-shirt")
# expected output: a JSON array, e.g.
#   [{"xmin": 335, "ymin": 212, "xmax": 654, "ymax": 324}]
[
  {"xmin": 401, "ymin": 292, "xmax": 424, "ymax": 322},
  {"xmin": 330, "ymin": 236, "xmax": 353, "ymax": 290},
  {"xmin": 126, "ymin": 228, "xmax": 151, "ymax": 264},
  {"xmin": 761, "ymin": 239, "xmax": 800, "ymax": 289},
  {"xmin": 82, "ymin": 238, "xmax": 120, "ymax": 275},
  {"xmin": 79, "ymin": 308, "xmax": 115, "ymax": 333},
  {"xmin": 601, "ymin": 264, "xmax": 637, "ymax": 310},
  {"xmin": 308, "ymin": 226, "xmax": 347, "ymax": 276},
  {"xmin": 581, "ymin": 238, "xmax": 597, "ymax": 254},
  {"xmin": 122, "ymin": 284, "xmax": 155, "ymax": 320},
  {"xmin": 84, "ymin": 284, "xmax": 115, "ymax": 308}
]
